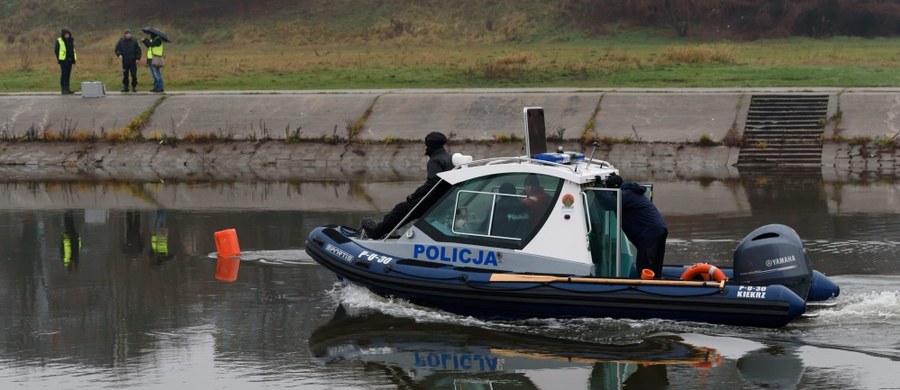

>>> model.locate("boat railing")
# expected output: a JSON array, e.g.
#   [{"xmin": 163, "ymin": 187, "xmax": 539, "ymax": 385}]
[
  {"xmin": 455, "ymin": 156, "xmax": 615, "ymax": 171},
  {"xmin": 583, "ymin": 158, "xmax": 613, "ymax": 169}
]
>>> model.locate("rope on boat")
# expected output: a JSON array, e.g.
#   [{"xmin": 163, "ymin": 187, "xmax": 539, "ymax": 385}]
[{"xmin": 464, "ymin": 279, "xmax": 555, "ymax": 292}]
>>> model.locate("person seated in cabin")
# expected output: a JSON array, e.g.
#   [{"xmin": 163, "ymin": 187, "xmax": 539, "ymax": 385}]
[
  {"xmin": 491, "ymin": 182, "xmax": 528, "ymax": 238},
  {"xmin": 604, "ymin": 173, "xmax": 668, "ymax": 277},
  {"xmin": 453, "ymin": 207, "xmax": 469, "ymax": 231},
  {"xmin": 521, "ymin": 173, "xmax": 551, "ymax": 231}
]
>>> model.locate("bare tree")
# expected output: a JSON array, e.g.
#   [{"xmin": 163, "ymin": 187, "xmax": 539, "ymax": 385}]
[{"xmin": 664, "ymin": 0, "xmax": 696, "ymax": 37}]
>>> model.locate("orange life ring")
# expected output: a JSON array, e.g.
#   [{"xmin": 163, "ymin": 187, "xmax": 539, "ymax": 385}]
[{"xmin": 680, "ymin": 263, "xmax": 728, "ymax": 282}]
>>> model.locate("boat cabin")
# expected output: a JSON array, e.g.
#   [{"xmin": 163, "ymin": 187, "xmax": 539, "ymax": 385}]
[{"xmin": 362, "ymin": 155, "xmax": 643, "ymax": 279}]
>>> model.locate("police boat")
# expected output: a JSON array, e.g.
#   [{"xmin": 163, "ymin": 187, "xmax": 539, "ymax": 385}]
[{"xmin": 305, "ymin": 108, "xmax": 840, "ymax": 328}]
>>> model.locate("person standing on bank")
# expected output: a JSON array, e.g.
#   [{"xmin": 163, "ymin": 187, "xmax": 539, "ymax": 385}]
[
  {"xmin": 115, "ymin": 29, "xmax": 142, "ymax": 92},
  {"xmin": 142, "ymin": 32, "xmax": 164, "ymax": 93},
  {"xmin": 54, "ymin": 28, "xmax": 76, "ymax": 95},
  {"xmin": 605, "ymin": 173, "xmax": 668, "ymax": 277},
  {"xmin": 361, "ymin": 132, "xmax": 454, "ymax": 239}
]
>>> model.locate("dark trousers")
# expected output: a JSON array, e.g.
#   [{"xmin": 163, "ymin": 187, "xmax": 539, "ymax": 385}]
[
  {"xmin": 122, "ymin": 63, "xmax": 138, "ymax": 89},
  {"xmin": 59, "ymin": 62, "xmax": 73, "ymax": 92},
  {"xmin": 635, "ymin": 230, "xmax": 668, "ymax": 276},
  {"xmin": 370, "ymin": 201, "xmax": 414, "ymax": 238}
]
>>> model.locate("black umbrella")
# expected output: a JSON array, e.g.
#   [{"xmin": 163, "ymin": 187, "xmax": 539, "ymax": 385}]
[{"xmin": 141, "ymin": 27, "xmax": 171, "ymax": 42}]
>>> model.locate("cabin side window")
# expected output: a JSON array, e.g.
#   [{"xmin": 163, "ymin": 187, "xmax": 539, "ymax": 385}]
[{"xmin": 415, "ymin": 173, "xmax": 562, "ymax": 248}]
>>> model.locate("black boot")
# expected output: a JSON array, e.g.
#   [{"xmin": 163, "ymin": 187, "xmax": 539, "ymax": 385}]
[{"xmin": 361, "ymin": 218, "xmax": 382, "ymax": 239}]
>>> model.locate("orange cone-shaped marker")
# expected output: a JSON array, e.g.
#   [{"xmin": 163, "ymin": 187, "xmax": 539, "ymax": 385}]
[
  {"xmin": 215, "ymin": 256, "xmax": 240, "ymax": 282},
  {"xmin": 214, "ymin": 228, "xmax": 241, "ymax": 258},
  {"xmin": 641, "ymin": 268, "xmax": 656, "ymax": 280}
]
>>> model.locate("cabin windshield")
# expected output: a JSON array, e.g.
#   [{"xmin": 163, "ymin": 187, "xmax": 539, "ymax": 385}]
[
  {"xmin": 583, "ymin": 187, "xmax": 636, "ymax": 277},
  {"xmin": 416, "ymin": 173, "xmax": 562, "ymax": 249}
]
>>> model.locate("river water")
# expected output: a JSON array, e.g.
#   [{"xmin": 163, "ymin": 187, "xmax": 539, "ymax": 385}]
[{"xmin": 1, "ymin": 174, "xmax": 899, "ymax": 389}]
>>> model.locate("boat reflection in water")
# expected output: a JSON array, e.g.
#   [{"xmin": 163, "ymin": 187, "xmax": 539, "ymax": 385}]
[{"xmin": 309, "ymin": 306, "xmax": 723, "ymax": 389}]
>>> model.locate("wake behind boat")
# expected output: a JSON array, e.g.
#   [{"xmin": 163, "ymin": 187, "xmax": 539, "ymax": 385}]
[{"xmin": 306, "ymin": 108, "xmax": 840, "ymax": 328}]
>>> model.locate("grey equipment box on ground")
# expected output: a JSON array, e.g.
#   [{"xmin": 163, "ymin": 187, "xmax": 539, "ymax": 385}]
[{"xmin": 81, "ymin": 82, "xmax": 106, "ymax": 98}]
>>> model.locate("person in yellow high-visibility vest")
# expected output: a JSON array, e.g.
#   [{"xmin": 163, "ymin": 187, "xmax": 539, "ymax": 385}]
[
  {"xmin": 150, "ymin": 209, "xmax": 172, "ymax": 264},
  {"xmin": 142, "ymin": 33, "xmax": 165, "ymax": 93},
  {"xmin": 150, "ymin": 230, "xmax": 169, "ymax": 258},
  {"xmin": 61, "ymin": 211, "xmax": 81, "ymax": 271},
  {"xmin": 54, "ymin": 28, "xmax": 77, "ymax": 94}
]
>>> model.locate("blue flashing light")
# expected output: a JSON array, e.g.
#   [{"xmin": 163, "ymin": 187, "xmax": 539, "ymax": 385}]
[{"xmin": 533, "ymin": 152, "xmax": 585, "ymax": 164}]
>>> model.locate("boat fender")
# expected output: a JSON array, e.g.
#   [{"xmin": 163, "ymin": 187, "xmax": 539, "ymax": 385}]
[{"xmin": 680, "ymin": 263, "xmax": 728, "ymax": 282}]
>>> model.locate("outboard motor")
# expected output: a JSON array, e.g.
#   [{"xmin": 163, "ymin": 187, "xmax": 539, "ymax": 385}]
[{"xmin": 732, "ymin": 224, "xmax": 813, "ymax": 300}]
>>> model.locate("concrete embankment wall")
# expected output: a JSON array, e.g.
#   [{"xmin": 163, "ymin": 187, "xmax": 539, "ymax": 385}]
[
  {"xmin": 1, "ymin": 88, "xmax": 898, "ymax": 181},
  {"xmin": 3, "ymin": 88, "xmax": 899, "ymax": 142}
]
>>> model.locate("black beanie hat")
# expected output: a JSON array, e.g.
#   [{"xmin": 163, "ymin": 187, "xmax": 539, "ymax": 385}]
[
  {"xmin": 605, "ymin": 173, "xmax": 623, "ymax": 188},
  {"xmin": 424, "ymin": 132, "xmax": 447, "ymax": 149}
]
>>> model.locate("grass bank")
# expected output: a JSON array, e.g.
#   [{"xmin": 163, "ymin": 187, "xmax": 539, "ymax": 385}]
[{"xmin": 2, "ymin": 33, "xmax": 898, "ymax": 92}]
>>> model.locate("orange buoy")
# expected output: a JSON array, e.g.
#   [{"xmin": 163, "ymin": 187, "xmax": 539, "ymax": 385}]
[
  {"xmin": 680, "ymin": 263, "xmax": 728, "ymax": 282},
  {"xmin": 214, "ymin": 228, "xmax": 241, "ymax": 258},
  {"xmin": 641, "ymin": 268, "xmax": 656, "ymax": 280},
  {"xmin": 215, "ymin": 256, "xmax": 240, "ymax": 282}
]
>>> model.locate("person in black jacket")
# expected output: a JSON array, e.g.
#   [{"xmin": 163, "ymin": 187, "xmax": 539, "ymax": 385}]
[
  {"xmin": 491, "ymin": 182, "xmax": 528, "ymax": 238},
  {"xmin": 605, "ymin": 173, "xmax": 668, "ymax": 276},
  {"xmin": 362, "ymin": 132, "xmax": 454, "ymax": 239},
  {"xmin": 54, "ymin": 28, "xmax": 76, "ymax": 94},
  {"xmin": 115, "ymin": 29, "xmax": 142, "ymax": 92}
]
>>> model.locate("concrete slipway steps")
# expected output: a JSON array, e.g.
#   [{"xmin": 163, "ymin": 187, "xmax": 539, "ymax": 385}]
[{"xmin": 737, "ymin": 94, "xmax": 830, "ymax": 167}]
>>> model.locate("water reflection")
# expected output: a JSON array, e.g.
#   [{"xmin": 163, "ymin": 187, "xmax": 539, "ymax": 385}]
[
  {"xmin": 150, "ymin": 210, "xmax": 172, "ymax": 264},
  {"xmin": 0, "ymin": 175, "xmax": 898, "ymax": 389},
  {"xmin": 61, "ymin": 210, "xmax": 81, "ymax": 271},
  {"xmin": 214, "ymin": 256, "xmax": 240, "ymax": 282},
  {"xmin": 309, "ymin": 307, "xmax": 722, "ymax": 389},
  {"xmin": 0, "ymin": 208, "xmax": 341, "ymax": 387},
  {"xmin": 122, "ymin": 211, "xmax": 144, "ymax": 258}
]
